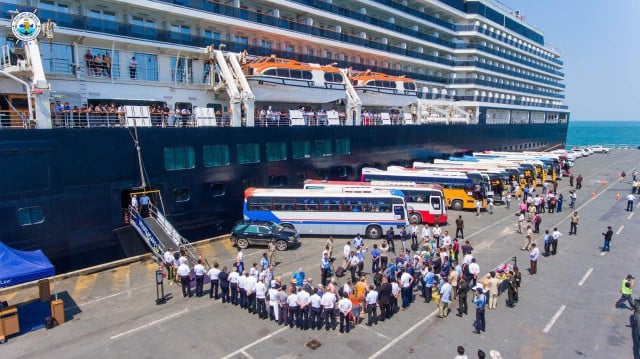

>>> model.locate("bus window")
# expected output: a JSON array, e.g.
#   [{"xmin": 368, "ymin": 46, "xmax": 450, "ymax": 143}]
[{"xmin": 394, "ymin": 205, "xmax": 405, "ymax": 220}]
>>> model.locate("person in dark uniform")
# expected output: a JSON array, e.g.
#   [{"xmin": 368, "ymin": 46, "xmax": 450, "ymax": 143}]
[
  {"xmin": 575, "ymin": 174, "xmax": 583, "ymax": 189},
  {"xmin": 377, "ymin": 276, "xmax": 393, "ymax": 320},
  {"xmin": 506, "ymin": 271, "xmax": 518, "ymax": 307},
  {"xmin": 456, "ymin": 276, "xmax": 469, "ymax": 316},
  {"xmin": 218, "ymin": 267, "xmax": 230, "ymax": 303},
  {"xmin": 602, "ymin": 226, "xmax": 613, "ymax": 252}
]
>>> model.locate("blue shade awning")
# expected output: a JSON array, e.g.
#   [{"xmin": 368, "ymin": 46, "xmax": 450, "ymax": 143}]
[{"xmin": 0, "ymin": 242, "xmax": 55, "ymax": 288}]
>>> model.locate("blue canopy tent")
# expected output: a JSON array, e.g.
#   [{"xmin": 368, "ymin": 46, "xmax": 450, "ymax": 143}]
[{"xmin": 0, "ymin": 242, "xmax": 55, "ymax": 288}]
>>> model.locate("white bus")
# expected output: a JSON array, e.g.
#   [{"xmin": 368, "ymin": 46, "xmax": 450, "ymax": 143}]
[
  {"xmin": 243, "ymin": 187, "xmax": 409, "ymax": 239},
  {"xmin": 303, "ymin": 179, "xmax": 447, "ymax": 225}
]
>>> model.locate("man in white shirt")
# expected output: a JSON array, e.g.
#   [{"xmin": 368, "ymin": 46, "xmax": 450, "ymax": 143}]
[
  {"xmin": 207, "ymin": 262, "xmax": 220, "ymax": 299},
  {"xmin": 421, "ymin": 225, "xmax": 431, "ymax": 244},
  {"xmin": 353, "ymin": 234, "xmax": 364, "ymax": 248},
  {"xmin": 337, "ymin": 294, "xmax": 353, "ymax": 333},
  {"xmin": 441, "ymin": 231, "xmax": 452, "ymax": 248},
  {"xmin": 193, "ymin": 259, "xmax": 206, "ymax": 297},
  {"xmin": 268, "ymin": 282, "xmax": 280, "ymax": 322},
  {"xmin": 343, "ymin": 241, "xmax": 351, "ymax": 267},
  {"xmin": 551, "ymin": 227, "xmax": 562, "ymax": 255},
  {"xmin": 176, "ymin": 261, "xmax": 191, "ymax": 297},
  {"xmin": 245, "ymin": 273, "xmax": 257, "ymax": 314},
  {"xmin": 163, "ymin": 248, "xmax": 175, "ymax": 282},
  {"xmin": 529, "ymin": 243, "xmax": 540, "ymax": 275},
  {"xmin": 255, "ymin": 279, "xmax": 268, "ymax": 318},
  {"xmin": 365, "ymin": 285, "xmax": 379, "ymax": 326},
  {"xmin": 309, "ymin": 288, "xmax": 323, "ymax": 329},
  {"xmin": 228, "ymin": 267, "xmax": 240, "ymax": 305},
  {"xmin": 432, "ymin": 224, "xmax": 442, "ymax": 248},
  {"xmin": 391, "ymin": 280, "xmax": 400, "ymax": 313},
  {"xmin": 626, "ymin": 193, "xmax": 636, "ymax": 212},
  {"xmin": 468, "ymin": 258, "xmax": 480, "ymax": 287},
  {"xmin": 238, "ymin": 271, "xmax": 248, "ymax": 309},
  {"xmin": 399, "ymin": 268, "xmax": 414, "ymax": 310},
  {"xmin": 287, "ymin": 288, "xmax": 300, "ymax": 328},
  {"xmin": 321, "ymin": 290, "xmax": 337, "ymax": 330},
  {"xmin": 296, "ymin": 286, "xmax": 311, "ymax": 329}
]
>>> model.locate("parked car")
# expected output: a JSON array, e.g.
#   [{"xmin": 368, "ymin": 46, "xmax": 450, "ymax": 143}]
[
  {"xmin": 590, "ymin": 145, "xmax": 610, "ymax": 153},
  {"xmin": 230, "ymin": 220, "xmax": 300, "ymax": 250}
]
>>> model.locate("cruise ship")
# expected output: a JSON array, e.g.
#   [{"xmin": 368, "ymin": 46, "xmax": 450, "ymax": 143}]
[{"xmin": 0, "ymin": 0, "xmax": 569, "ymax": 272}]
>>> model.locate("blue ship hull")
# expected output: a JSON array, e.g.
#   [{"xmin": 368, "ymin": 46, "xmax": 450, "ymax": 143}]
[{"xmin": 0, "ymin": 122, "xmax": 567, "ymax": 272}]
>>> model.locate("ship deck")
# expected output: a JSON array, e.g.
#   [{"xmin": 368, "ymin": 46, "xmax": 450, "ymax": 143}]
[{"xmin": 1, "ymin": 149, "xmax": 638, "ymax": 358}]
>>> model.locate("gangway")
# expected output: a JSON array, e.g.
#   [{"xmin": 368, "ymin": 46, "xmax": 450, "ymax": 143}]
[{"xmin": 129, "ymin": 201, "xmax": 199, "ymax": 267}]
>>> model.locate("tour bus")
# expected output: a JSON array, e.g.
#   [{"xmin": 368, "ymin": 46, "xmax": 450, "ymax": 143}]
[
  {"xmin": 303, "ymin": 179, "xmax": 448, "ymax": 225},
  {"xmin": 360, "ymin": 167, "xmax": 487, "ymax": 211},
  {"xmin": 243, "ymin": 187, "xmax": 409, "ymax": 239}
]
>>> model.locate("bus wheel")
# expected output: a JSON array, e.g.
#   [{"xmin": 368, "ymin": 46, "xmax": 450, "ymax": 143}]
[
  {"xmin": 451, "ymin": 200, "xmax": 463, "ymax": 211},
  {"xmin": 366, "ymin": 225, "xmax": 383, "ymax": 239},
  {"xmin": 409, "ymin": 212, "xmax": 422, "ymax": 224},
  {"xmin": 236, "ymin": 237, "xmax": 249, "ymax": 249}
]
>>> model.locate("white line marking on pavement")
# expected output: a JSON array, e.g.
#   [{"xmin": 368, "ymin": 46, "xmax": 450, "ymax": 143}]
[
  {"xmin": 369, "ymin": 309, "xmax": 438, "ymax": 359},
  {"xmin": 240, "ymin": 350, "xmax": 255, "ymax": 359},
  {"xmin": 543, "ymin": 305, "xmax": 566, "ymax": 334},
  {"xmin": 221, "ymin": 327, "xmax": 288, "ymax": 359},
  {"xmin": 600, "ymin": 251, "xmax": 606, "ymax": 256},
  {"xmin": 628, "ymin": 212, "xmax": 634, "ymax": 220},
  {"xmin": 578, "ymin": 268, "xmax": 593, "ymax": 286},
  {"xmin": 359, "ymin": 323, "xmax": 391, "ymax": 340},
  {"xmin": 616, "ymin": 226, "xmax": 624, "ymax": 235},
  {"xmin": 110, "ymin": 308, "xmax": 189, "ymax": 340},
  {"xmin": 64, "ymin": 283, "xmax": 154, "ymax": 312}
]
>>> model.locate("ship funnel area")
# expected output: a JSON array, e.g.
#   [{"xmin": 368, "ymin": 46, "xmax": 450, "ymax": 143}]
[
  {"xmin": 416, "ymin": 99, "xmax": 471, "ymax": 125},
  {"xmin": 128, "ymin": 191, "xmax": 200, "ymax": 267}
]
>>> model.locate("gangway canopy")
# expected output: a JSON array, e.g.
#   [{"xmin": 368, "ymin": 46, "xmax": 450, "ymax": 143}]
[{"xmin": 0, "ymin": 242, "xmax": 55, "ymax": 288}]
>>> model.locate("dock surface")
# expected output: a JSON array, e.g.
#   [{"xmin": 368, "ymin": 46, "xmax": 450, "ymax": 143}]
[{"xmin": 2, "ymin": 150, "xmax": 639, "ymax": 358}]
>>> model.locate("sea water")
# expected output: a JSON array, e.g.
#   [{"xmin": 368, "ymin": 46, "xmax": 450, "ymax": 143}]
[{"xmin": 566, "ymin": 121, "xmax": 640, "ymax": 148}]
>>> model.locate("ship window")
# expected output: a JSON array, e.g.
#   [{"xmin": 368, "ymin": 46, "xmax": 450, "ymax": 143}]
[
  {"xmin": 89, "ymin": 10, "xmax": 117, "ymax": 32},
  {"xmin": 335, "ymin": 138, "xmax": 350, "ymax": 155},
  {"xmin": 302, "ymin": 71, "xmax": 313, "ymax": 80},
  {"xmin": 39, "ymin": 0, "xmax": 69, "ymax": 13},
  {"xmin": 268, "ymin": 176, "xmax": 287, "ymax": 187},
  {"xmin": 17, "ymin": 207, "xmax": 45, "ymax": 226},
  {"xmin": 237, "ymin": 143, "xmax": 260, "ymax": 164},
  {"xmin": 173, "ymin": 187, "xmax": 190, "ymax": 202},
  {"xmin": 210, "ymin": 183, "xmax": 226, "ymax": 197},
  {"xmin": 164, "ymin": 147, "xmax": 195, "ymax": 171},
  {"xmin": 266, "ymin": 142, "xmax": 287, "ymax": 161},
  {"xmin": 242, "ymin": 178, "xmax": 257, "ymax": 189},
  {"xmin": 203, "ymin": 145, "xmax": 230, "ymax": 167},
  {"xmin": 324, "ymin": 73, "xmax": 343, "ymax": 83},
  {"xmin": 314, "ymin": 140, "xmax": 332, "ymax": 157},
  {"xmin": 337, "ymin": 166, "xmax": 349, "ymax": 178},
  {"xmin": 292, "ymin": 140, "xmax": 311, "ymax": 159},
  {"xmin": 40, "ymin": 43, "xmax": 74, "ymax": 75},
  {"xmin": 171, "ymin": 57, "xmax": 193, "ymax": 83},
  {"xmin": 404, "ymin": 82, "xmax": 416, "ymax": 90},
  {"xmin": 276, "ymin": 68, "xmax": 289, "ymax": 77},
  {"xmin": 264, "ymin": 69, "xmax": 277, "ymax": 76},
  {"xmin": 133, "ymin": 52, "xmax": 158, "ymax": 81},
  {"xmin": 290, "ymin": 69, "xmax": 302, "ymax": 79},
  {"xmin": 204, "ymin": 30, "xmax": 220, "ymax": 42}
]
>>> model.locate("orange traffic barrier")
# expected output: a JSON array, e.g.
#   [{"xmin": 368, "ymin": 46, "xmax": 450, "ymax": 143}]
[
  {"xmin": 591, "ymin": 191, "xmax": 596, "ymax": 199},
  {"xmin": 616, "ymin": 193, "xmax": 621, "ymax": 201},
  {"xmin": 601, "ymin": 179, "xmax": 607, "ymax": 187}
]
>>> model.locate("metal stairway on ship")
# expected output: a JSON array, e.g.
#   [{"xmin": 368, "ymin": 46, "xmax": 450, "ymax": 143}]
[{"xmin": 128, "ymin": 196, "xmax": 200, "ymax": 267}]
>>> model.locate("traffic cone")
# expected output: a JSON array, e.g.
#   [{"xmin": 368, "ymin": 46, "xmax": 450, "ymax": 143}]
[
  {"xmin": 591, "ymin": 191, "xmax": 596, "ymax": 199},
  {"xmin": 601, "ymin": 179, "xmax": 607, "ymax": 187},
  {"xmin": 616, "ymin": 193, "xmax": 621, "ymax": 201}
]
